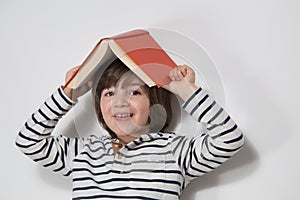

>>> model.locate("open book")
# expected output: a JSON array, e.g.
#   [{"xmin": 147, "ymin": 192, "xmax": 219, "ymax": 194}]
[{"xmin": 64, "ymin": 29, "xmax": 177, "ymax": 89}]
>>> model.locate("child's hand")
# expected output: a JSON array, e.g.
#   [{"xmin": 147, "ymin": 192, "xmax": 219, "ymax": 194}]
[
  {"xmin": 164, "ymin": 65, "xmax": 198, "ymax": 101},
  {"xmin": 63, "ymin": 66, "xmax": 92, "ymax": 101}
]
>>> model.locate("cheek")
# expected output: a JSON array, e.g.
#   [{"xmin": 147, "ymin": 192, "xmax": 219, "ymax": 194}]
[
  {"xmin": 100, "ymin": 98, "xmax": 111, "ymax": 120},
  {"xmin": 136, "ymin": 99, "xmax": 151, "ymax": 120}
]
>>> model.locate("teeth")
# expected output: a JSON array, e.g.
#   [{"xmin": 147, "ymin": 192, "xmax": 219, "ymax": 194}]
[{"xmin": 114, "ymin": 113, "xmax": 132, "ymax": 118}]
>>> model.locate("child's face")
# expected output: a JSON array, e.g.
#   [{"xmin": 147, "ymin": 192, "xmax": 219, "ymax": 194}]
[{"xmin": 100, "ymin": 74, "xmax": 150, "ymax": 140}]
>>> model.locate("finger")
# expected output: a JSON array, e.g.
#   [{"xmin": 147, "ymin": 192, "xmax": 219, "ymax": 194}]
[
  {"xmin": 179, "ymin": 65, "xmax": 190, "ymax": 75},
  {"xmin": 170, "ymin": 67, "xmax": 180, "ymax": 80},
  {"xmin": 169, "ymin": 69, "xmax": 178, "ymax": 81},
  {"xmin": 170, "ymin": 65, "xmax": 192, "ymax": 81},
  {"xmin": 174, "ymin": 67, "xmax": 186, "ymax": 80}
]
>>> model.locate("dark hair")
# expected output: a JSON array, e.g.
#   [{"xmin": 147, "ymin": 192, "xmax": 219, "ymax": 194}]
[{"xmin": 92, "ymin": 58, "xmax": 173, "ymax": 138}]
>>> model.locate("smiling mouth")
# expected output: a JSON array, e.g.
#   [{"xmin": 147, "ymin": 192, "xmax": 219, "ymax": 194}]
[{"xmin": 113, "ymin": 113, "xmax": 133, "ymax": 119}]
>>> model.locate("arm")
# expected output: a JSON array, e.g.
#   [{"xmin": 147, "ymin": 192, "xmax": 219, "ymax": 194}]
[
  {"xmin": 15, "ymin": 87, "xmax": 83, "ymax": 176},
  {"xmin": 15, "ymin": 67, "xmax": 91, "ymax": 176},
  {"xmin": 165, "ymin": 65, "xmax": 244, "ymax": 182}
]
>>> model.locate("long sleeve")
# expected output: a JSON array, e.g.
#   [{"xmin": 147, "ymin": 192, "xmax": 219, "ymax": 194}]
[
  {"xmin": 15, "ymin": 87, "xmax": 83, "ymax": 176},
  {"xmin": 172, "ymin": 87, "xmax": 244, "ymax": 184}
]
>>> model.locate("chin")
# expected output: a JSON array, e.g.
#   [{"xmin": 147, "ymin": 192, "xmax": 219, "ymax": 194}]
[{"xmin": 113, "ymin": 126, "xmax": 149, "ymax": 138}]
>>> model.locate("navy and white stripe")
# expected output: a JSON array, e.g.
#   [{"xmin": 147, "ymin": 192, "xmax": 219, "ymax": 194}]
[{"xmin": 16, "ymin": 86, "xmax": 244, "ymax": 200}]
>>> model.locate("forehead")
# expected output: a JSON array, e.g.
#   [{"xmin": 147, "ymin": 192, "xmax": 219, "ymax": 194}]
[{"xmin": 115, "ymin": 72, "xmax": 145, "ymax": 89}]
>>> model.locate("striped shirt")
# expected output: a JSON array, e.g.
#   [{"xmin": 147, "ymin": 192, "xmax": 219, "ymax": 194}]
[{"xmin": 16, "ymin": 87, "xmax": 244, "ymax": 200}]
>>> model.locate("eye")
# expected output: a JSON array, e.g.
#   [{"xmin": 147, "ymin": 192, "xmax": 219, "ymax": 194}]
[
  {"xmin": 103, "ymin": 91, "xmax": 114, "ymax": 97},
  {"xmin": 129, "ymin": 90, "xmax": 141, "ymax": 96}
]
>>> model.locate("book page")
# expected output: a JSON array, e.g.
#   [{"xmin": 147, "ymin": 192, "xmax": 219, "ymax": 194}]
[{"xmin": 69, "ymin": 41, "xmax": 117, "ymax": 89}]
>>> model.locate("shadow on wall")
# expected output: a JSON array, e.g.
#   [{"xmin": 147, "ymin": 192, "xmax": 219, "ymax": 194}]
[{"xmin": 179, "ymin": 58, "xmax": 291, "ymax": 199}]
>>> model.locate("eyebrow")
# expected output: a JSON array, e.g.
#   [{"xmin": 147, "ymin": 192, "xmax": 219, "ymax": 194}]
[
  {"xmin": 129, "ymin": 82, "xmax": 144, "ymax": 87},
  {"xmin": 119, "ymin": 81, "xmax": 145, "ymax": 89}
]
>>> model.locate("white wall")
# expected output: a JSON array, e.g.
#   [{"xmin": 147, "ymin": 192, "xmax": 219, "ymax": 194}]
[{"xmin": 1, "ymin": 0, "xmax": 299, "ymax": 199}]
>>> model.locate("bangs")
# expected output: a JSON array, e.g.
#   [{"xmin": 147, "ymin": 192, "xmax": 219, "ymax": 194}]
[
  {"xmin": 92, "ymin": 59, "xmax": 131, "ymax": 95},
  {"xmin": 101, "ymin": 60, "xmax": 131, "ymax": 89},
  {"xmin": 96, "ymin": 59, "xmax": 148, "ymax": 95}
]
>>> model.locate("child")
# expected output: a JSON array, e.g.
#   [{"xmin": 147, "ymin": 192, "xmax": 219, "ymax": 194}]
[{"xmin": 16, "ymin": 58, "xmax": 244, "ymax": 200}]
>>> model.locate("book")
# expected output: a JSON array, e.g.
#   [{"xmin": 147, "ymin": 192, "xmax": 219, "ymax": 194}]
[{"xmin": 63, "ymin": 29, "xmax": 177, "ymax": 89}]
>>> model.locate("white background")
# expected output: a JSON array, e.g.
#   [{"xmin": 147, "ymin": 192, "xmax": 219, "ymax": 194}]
[{"xmin": 1, "ymin": 0, "xmax": 300, "ymax": 199}]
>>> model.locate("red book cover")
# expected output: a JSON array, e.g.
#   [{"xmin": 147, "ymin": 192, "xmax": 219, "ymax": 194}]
[
  {"xmin": 112, "ymin": 30, "xmax": 177, "ymax": 87},
  {"xmin": 64, "ymin": 29, "xmax": 177, "ymax": 89}
]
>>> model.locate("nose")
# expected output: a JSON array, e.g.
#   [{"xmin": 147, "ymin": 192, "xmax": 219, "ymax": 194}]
[{"xmin": 112, "ymin": 93, "xmax": 129, "ymax": 108}]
